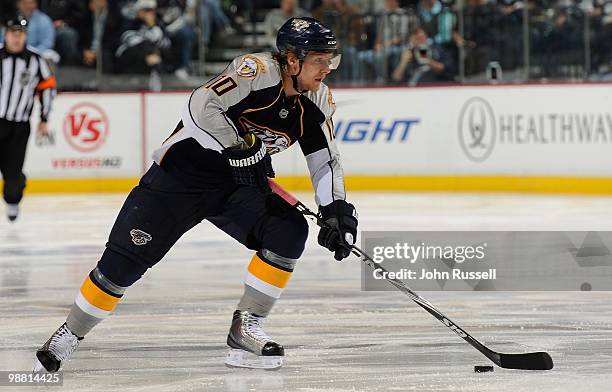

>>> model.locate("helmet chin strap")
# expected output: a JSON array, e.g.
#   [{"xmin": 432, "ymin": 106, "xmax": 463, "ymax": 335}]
[{"xmin": 291, "ymin": 59, "xmax": 307, "ymax": 94}]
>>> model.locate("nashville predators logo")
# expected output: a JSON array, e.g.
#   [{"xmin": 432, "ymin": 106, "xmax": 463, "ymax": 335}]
[
  {"xmin": 239, "ymin": 118, "xmax": 290, "ymax": 155},
  {"xmin": 259, "ymin": 131, "xmax": 290, "ymax": 154},
  {"xmin": 292, "ymin": 19, "xmax": 311, "ymax": 31},
  {"xmin": 237, "ymin": 56, "xmax": 265, "ymax": 78},
  {"xmin": 130, "ymin": 229, "xmax": 152, "ymax": 246}
]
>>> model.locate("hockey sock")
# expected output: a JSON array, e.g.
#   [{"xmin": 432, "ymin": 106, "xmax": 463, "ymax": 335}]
[
  {"xmin": 66, "ymin": 268, "xmax": 127, "ymax": 337},
  {"xmin": 237, "ymin": 249, "xmax": 297, "ymax": 317}
]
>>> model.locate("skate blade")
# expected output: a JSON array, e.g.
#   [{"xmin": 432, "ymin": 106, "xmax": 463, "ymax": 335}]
[
  {"xmin": 225, "ymin": 348, "xmax": 283, "ymax": 370},
  {"xmin": 32, "ymin": 358, "xmax": 48, "ymax": 373}
]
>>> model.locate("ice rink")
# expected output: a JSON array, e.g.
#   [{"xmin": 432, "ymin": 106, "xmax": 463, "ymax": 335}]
[{"xmin": 1, "ymin": 192, "xmax": 611, "ymax": 391}]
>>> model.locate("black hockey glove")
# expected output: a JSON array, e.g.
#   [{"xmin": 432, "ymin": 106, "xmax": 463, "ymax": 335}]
[
  {"xmin": 318, "ymin": 200, "xmax": 358, "ymax": 261},
  {"xmin": 221, "ymin": 134, "xmax": 275, "ymax": 192}
]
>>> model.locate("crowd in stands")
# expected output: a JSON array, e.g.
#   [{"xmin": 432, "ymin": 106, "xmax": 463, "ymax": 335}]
[
  {"xmin": 0, "ymin": 0, "xmax": 217, "ymax": 80},
  {"xmin": 1, "ymin": 0, "xmax": 612, "ymax": 87}
]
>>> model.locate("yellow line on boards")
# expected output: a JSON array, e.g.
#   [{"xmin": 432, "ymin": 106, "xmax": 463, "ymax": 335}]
[
  {"xmin": 346, "ymin": 176, "xmax": 612, "ymax": 194},
  {"xmin": 4, "ymin": 176, "xmax": 612, "ymax": 195},
  {"xmin": 22, "ymin": 178, "xmax": 140, "ymax": 193},
  {"xmin": 274, "ymin": 176, "xmax": 612, "ymax": 194}
]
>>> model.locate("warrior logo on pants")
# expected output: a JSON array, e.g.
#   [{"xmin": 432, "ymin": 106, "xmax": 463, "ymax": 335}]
[{"xmin": 130, "ymin": 229, "xmax": 152, "ymax": 246}]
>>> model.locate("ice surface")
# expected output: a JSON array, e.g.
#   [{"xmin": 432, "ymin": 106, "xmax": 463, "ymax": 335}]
[{"xmin": 1, "ymin": 192, "xmax": 611, "ymax": 391}]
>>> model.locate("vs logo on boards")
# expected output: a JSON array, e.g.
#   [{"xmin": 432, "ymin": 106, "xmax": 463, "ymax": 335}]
[{"xmin": 63, "ymin": 102, "xmax": 109, "ymax": 153}]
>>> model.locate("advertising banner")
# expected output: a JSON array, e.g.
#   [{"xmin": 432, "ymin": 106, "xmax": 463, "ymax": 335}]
[
  {"xmin": 22, "ymin": 84, "xmax": 612, "ymax": 185},
  {"xmin": 25, "ymin": 94, "xmax": 143, "ymax": 178}
]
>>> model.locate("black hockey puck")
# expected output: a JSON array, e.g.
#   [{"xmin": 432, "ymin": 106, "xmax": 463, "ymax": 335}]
[{"xmin": 474, "ymin": 365, "xmax": 494, "ymax": 373}]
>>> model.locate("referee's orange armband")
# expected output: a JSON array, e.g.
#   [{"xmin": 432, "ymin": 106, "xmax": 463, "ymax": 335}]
[{"xmin": 36, "ymin": 76, "xmax": 57, "ymax": 91}]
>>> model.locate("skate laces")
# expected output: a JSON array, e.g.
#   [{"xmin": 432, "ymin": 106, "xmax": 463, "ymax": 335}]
[
  {"xmin": 243, "ymin": 314, "xmax": 271, "ymax": 342},
  {"xmin": 47, "ymin": 324, "xmax": 81, "ymax": 362}
]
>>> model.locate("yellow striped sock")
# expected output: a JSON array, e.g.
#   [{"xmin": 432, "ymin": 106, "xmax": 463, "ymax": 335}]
[
  {"xmin": 74, "ymin": 275, "xmax": 121, "ymax": 318},
  {"xmin": 244, "ymin": 254, "xmax": 293, "ymax": 299}
]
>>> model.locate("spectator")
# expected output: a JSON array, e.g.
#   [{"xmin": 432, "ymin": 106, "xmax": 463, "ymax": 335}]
[
  {"xmin": 228, "ymin": 0, "xmax": 253, "ymax": 31},
  {"xmin": 312, "ymin": 0, "xmax": 364, "ymax": 81},
  {"xmin": 497, "ymin": 0, "xmax": 524, "ymax": 71},
  {"xmin": 232, "ymin": 0, "xmax": 280, "ymax": 31},
  {"xmin": 462, "ymin": 0, "xmax": 501, "ymax": 76},
  {"xmin": 541, "ymin": 6, "xmax": 583, "ymax": 77},
  {"xmin": 263, "ymin": 0, "xmax": 310, "ymax": 48},
  {"xmin": 16, "ymin": 0, "xmax": 56, "ymax": 53},
  {"xmin": 115, "ymin": 0, "xmax": 172, "ymax": 80},
  {"xmin": 301, "ymin": 0, "xmax": 318, "ymax": 10},
  {"xmin": 591, "ymin": 1, "xmax": 612, "ymax": 72},
  {"xmin": 45, "ymin": 0, "xmax": 89, "ymax": 65},
  {"xmin": 199, "ymin": 0, "xmax": 234, "ymax": 47},
  {"xmin": 345, "ymin": 0, "xmax": 385, "ymax": 13},
  {"xmin": 157, "ymin": 0, "xmax": 196, "ymax": 79},
  {"xmin": 0, "ymin": 1, "xmax": 17, "ymax": 27},
  {"xmin": 357, "ymin": 0, "xmax": 410, "ymax": 82},
  {"xmin": 416, "ymin": 0, "xmax": 454, "ymax": 46},
  {"xmin": 119, "ymin": 0, "xmax": 143, "ymax": 21},
  {"xmin": 391, "ymin": 26, "xmax": 455, "ymax": 85},
  {"xmin": 79, "ymin": 0, "xmax": 124, "ymax": 72}
]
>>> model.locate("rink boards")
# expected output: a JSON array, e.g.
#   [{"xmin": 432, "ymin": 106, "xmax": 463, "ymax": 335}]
[{"xmin": 17, "ymin": 84, "xmax": 612, "ymax": 193}]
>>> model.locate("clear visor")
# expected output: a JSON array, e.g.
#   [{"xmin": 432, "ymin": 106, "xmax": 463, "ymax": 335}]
[
  {"xmin": 307, "ymin": 53, "xmax": 342, "ymax": 70},
  {"xmin": 329, "ymin": 54, "xmax": 342, "ymax": 70}
]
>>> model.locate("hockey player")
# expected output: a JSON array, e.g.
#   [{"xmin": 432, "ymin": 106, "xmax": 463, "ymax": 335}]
[{"xmin": 33, "ymin": 17, "xmax": 358, "ymax": 371}]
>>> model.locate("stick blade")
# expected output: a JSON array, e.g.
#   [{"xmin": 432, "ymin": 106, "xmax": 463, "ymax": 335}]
[{"xmin": 498, "ymin": 352, "xmax": 554, "ymax": 370}]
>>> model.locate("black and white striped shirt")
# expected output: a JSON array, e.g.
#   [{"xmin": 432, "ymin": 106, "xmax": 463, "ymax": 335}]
[{"xmin": 0, "ymin": 44, "xmax": 56, "ymax": 123}]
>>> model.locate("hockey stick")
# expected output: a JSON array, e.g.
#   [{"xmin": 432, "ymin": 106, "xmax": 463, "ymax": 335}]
[{"xmin": 269, "ymin": 180, "xmax": 554, "ymax": 371}]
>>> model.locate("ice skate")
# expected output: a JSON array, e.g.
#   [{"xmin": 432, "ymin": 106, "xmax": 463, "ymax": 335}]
[
  {"xmin": 7, "ymin": 203, "xmax": 19, "ymax": 222},
  {"xmin": 33, "ymin": 323, "xmax": 83, "ymax": 373},
  {"xmin": 225, "ymin": 310, "xmax": 284, "ymax": 370}
]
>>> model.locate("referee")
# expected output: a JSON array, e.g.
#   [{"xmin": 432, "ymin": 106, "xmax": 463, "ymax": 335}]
[{"xmin": 0, "ymin": 16, "xmax": 56, "ymax": 222}]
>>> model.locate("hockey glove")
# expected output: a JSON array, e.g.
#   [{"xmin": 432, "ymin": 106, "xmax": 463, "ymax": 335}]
[
  {"xmin": 318, "ymin": 200, "xmax": 358, "ymax": 261},
  {"xmin": 222, "ymin": 133, "xmax": 275, "ymax": 192}
]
